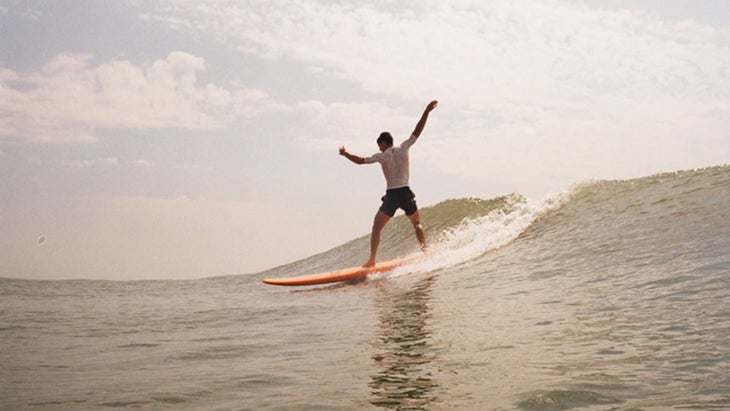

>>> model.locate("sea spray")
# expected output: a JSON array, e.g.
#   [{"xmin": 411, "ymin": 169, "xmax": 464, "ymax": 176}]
[{"xmin": 384, "ymin": 190, "xmax": 575, "ymax": 279}]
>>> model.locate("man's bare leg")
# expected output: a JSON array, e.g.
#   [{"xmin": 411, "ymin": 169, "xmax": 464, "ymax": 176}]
[
  {"xmin": 364, "ymin": 210, "xmax": 391, "ymax": 267},
  {"xmin": 408, "ymin": 210, "xmax": 427, "ymax": 251}
]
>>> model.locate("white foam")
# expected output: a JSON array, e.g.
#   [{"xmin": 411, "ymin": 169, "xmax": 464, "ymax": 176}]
[{"xmin": 384, "ymin": 191, "xmax": 572, "ymax": 279}]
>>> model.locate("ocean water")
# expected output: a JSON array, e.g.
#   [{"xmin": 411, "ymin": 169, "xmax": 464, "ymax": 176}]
[{"xmin": 2, "ymin": 164, "xmax": 729, "ymax": 410}]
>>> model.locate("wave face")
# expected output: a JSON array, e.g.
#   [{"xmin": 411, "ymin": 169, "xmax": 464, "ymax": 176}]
[
  {"xmin": 273, "ymin": 164, "xmax": 728, "ymax": 281},
  {"xmin": 268, "ymin": 193, "xmax": 543, "ymax": 277},
  {"xmin": 3, "ymin": 165, "xmax": 728, "ymax": 410}
]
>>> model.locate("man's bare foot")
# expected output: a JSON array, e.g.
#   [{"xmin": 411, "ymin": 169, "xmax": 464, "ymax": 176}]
[{"xmin": 362, "ymin": 259, "xmax": 376, "ymax": 267}]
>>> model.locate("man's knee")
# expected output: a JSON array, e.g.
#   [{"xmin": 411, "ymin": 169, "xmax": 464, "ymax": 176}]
[{"xmin": 372, "ymin": 212, "xmax": 391, "ymax": 231}]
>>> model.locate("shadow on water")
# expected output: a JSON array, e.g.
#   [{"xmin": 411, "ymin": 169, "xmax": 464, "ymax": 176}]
[{"xmin": 369, "ymin": 275, "xmax": 439, "ymax": 409}]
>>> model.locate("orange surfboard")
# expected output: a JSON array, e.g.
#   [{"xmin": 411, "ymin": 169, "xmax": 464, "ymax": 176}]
[{"xmin": 263, "ymin": 256, "xmax": 418, "ymax": 286}]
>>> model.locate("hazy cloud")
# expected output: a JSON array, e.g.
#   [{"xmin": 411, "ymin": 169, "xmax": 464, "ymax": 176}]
[
  {"xmin": 133, "ymin": 159, "xmax": 155, "ymax": 168},
  {"xmin": 62, "ymin": 157, "xmax": 119, "ymax": 168},
  {"xmin": 0, "ymin": 52, "xmax": 270, "ymax": 143},
  {"xmin": 144, "ymin": 0, "xmax": 730, "ymax": 182}
]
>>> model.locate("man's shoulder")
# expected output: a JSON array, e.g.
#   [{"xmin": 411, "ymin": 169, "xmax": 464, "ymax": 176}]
[{"xmin": 400, "ymin": 134, "xmax": 418, "ymax": 148}]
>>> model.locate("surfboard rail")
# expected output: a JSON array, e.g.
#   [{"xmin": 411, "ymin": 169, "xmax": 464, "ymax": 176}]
[{"xmin": 262, "ymin": 255, "xmax": 419, "ymax": 286}]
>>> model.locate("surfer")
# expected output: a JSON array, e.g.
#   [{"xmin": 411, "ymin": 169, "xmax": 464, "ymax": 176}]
[{"xmin": 339, "ymin": 100, "xmax": 438, "ymax": 267}]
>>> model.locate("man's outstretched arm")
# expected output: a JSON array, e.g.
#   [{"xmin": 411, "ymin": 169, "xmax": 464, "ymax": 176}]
[
  {"xmin": 412, "ymin": 100, "xmax": 439, "ymax": 138},
  {"xmin": 339, "ymin": 146, "xmax": 366, "ymax": 164}
]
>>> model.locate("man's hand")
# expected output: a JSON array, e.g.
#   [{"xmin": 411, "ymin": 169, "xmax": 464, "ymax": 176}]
[
  {"xmin": 425, "ymin": 100, "xmax": 438, "ymax": 113},
  {"xmin": 339, "ymin": 146, "xmax": 365, "ymax": 164}
]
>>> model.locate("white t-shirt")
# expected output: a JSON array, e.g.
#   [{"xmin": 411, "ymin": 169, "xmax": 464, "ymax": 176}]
[{"xmin": 364, "ymin": 134, "xmax": 417, "ymax": 189}]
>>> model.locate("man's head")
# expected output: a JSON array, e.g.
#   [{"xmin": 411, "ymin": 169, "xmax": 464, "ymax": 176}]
[{"xmin": 377, "ymin": 132, "xmax": 393, "ymax": 152}]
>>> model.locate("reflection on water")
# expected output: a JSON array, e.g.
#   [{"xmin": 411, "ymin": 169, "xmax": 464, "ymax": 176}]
[{"xmin": 370, "ymin": 275, "xmax": 438, "ymax": 409}]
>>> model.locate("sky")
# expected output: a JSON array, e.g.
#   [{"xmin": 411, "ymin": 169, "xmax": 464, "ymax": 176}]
[{"xmin": 1, "ymin": 0, "xmax": 728, "ymax": 280}]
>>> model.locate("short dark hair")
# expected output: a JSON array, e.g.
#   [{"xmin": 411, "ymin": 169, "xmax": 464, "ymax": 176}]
[{"xmin": 377, "ymin": 131, "xmax": 393, "ymax": 146}]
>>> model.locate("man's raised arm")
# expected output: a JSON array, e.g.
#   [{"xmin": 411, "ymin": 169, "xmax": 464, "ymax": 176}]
[{"xmin": 412, "ymin": 100, "xmax": 439, "ymax": 138}]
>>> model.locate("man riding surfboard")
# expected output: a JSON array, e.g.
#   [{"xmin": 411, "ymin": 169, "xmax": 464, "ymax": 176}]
[{"xmin": 339, "ymin": 100, "xmax": 438, "ymax": 267}]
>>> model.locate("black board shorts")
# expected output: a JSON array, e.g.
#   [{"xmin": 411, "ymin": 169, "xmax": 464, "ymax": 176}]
[{"xmin": 380, "ymin": 186, "xmax": 418, "ymax": 217}]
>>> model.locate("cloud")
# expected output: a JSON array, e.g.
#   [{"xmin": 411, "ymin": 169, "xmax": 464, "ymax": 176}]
[
  {"xmin": 0, "ymin": 52, "xmax": 275, "ymax": 143},
  {"xmin": 133, "ymin": 159, "xmax": 155, "ymax": 168},
  {"xmin": 143, "ymin": 0, "xmax": 729, "ymax": 183},
  {"xmin": 6, "ymin": 5, "xmax": 41, "ymax": 21},
  {"xmin": 62, "ymin": 157, "xmax": 119, "ymax": 168},
  {"xmin": 141, "ymin": 1, "xmax": 728, "ymax": 100}
]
